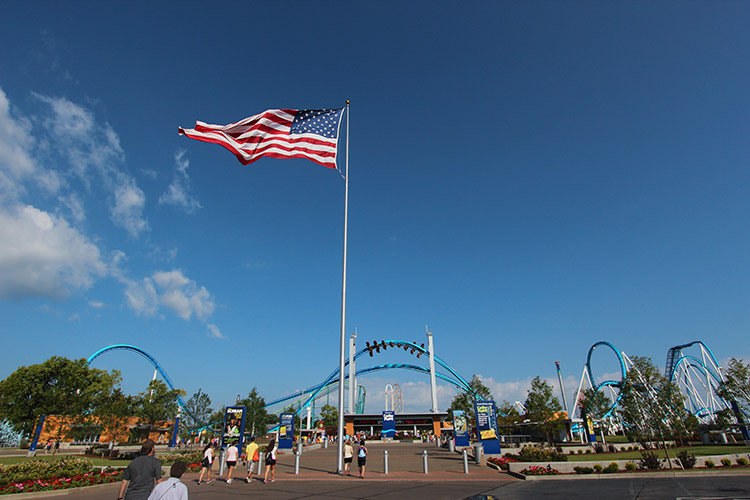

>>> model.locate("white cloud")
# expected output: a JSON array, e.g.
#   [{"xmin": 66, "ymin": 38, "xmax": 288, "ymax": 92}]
[
  {"xmin": 0, "ymin": 204, "xmax": 107, "ymax": 300},
  {"xmin": 207, "ymin": 323, "xmax": 225, "ymax": 339},
  {"xmin": 124, "ymin": 269, "xmax": 215, "ymax": 322},
  {"xmin": 112, "ymin": 180, "xmax": 148, "ymax": 237},
  {"xmin": 0, "ymin": 88, "xmax": 60, "ymax": 200},
  {"xmin": 158, "ymin": 150, "xmax": 201, "ymax": 214},
  {"xmin": 88, "ymin": 300, "xmax": 104, "ymax": 309}
]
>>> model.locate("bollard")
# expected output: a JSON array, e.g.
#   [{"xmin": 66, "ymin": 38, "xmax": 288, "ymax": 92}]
[
  {"xmin": 422, "ymin": 450, "xmax": 429, "ymax": 474},
  {"xmin": 294, "ymin": 451, "xmax": 300, "ymax": 474},
  {"xmin": 219, "ymin": 449, "xmax": 227, "ymax": 475},
  {"xmin": 449, "ymin": 439, "xmax": 455, "ymax": 453},
  {"xmin": 297, "ymin": 441, "xmax": 303, "ymax": 455},
  {"xmin": 257, "ymin": 452, "xmax": 264, "ymax": 474},
  {"xmin": 324, "ymin": 438, "xmax": 329, "ymax": 449},
  {"xmin": 462, "ymin": 449, "xmax": 469, "ymax": 474},
  {"xmin": 384, "ymin": 450, "xmax": 389, "ymax": 475},
  {"xmin": 435, "ymin": 437, "xmax": 441, "ymax": 448},
  {"xmin": 473, "ymin": 443, "xmax": 483, "ymax": 465}
]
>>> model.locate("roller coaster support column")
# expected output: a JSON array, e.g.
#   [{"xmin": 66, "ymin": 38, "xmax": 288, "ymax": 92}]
[
  {"xmin": 348, "ymin": 332, "xmax": 356, "ymax": 414},
  {"xmin": 427, "ymin": 329, "xmax": 438, "ymax": 413}
]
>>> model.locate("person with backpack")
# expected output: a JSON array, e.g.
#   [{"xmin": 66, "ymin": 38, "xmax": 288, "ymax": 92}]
[
  {"xmin": 357, "ymin": 439, "xmax": 368, "ymax": 479},
  {"xmin": 244, "ymin": 437, "xmax": 260, "ymax": 483},
  {"xmin": 197, "ymin": 444, "xmax": 214, "ymax": 484},
  {"xmin": 263, "ymin": 439, "xmax": 277, "ymax": 484}
]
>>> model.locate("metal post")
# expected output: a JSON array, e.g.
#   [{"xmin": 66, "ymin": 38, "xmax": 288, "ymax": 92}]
[
  {"xmin": 555, "ymin": 361, "xmax": 569, "ymax": 418},
  {"xmin": 422, "ymin": 450, "xmax": 429, "ymax": 474},
  {"xmin": 384, "ymin": 450, "xmax": 389, "ymax": 475},
  {"xmin": 462, "ymin": 449, "xmax": 469, "ymax": 474},
  {"xmin": 427, "ymin": 329, "xmax": 438, "ymax": 413},
  {"xmin": 294, "ymin": 451, "xmax": 300, "ymax": 474},
  {"xmin": 219, "ymin": 448, "xmax": 226, "ymax": 475},
  {"xmin": 257, "ymin": 452, "xmax": 264, "ymax": 474},
  {"xmin": 349, "ymin": 332, "xmax": 356, "ymax": 413}
]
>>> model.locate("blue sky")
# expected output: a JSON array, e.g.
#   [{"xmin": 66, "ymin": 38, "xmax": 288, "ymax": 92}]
[{"xmin": 1, "ymin": 1, "xmax": 748, "ymax": 417}]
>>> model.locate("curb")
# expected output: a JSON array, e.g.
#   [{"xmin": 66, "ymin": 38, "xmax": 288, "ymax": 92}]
[
  {"xmin": 0, "ymin": 482, "xmax": 118, "ymax": 499},
  {"xmin": 509, "ymin": 469, "xmax": 750, "ymax": 481}
]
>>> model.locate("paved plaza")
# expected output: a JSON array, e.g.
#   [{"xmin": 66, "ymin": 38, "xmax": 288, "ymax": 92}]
[{"xmin": 14, "ymin": 442, "xmax": 750, "ymax": 499}]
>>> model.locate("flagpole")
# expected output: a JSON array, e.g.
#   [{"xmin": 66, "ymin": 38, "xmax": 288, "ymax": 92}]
[{"xmin": 336, "ymin": 100, "xmax": 350, "ymax": 474}]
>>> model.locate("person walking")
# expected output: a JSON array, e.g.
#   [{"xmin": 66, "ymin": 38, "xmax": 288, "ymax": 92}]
[
  {"xmin": 244, "ymin": 437, "xmax": 260, "ymax": 483},
  {"xmin": 117, "ymin": 440, "xmax": 162, "ymax": 500},
  {"xmin": 263, "ymin": 439, "xmax": 277, "ymax": 484},
  {"xmin": 197, "ymin": 444, "xmax": 214, "ymax": 484},
  {"xmin": 343, "ymin": 440, "xmax": 353, "ymax": 476},
  {"xmin": 357, "ymin": 439, "xmax": 368, "ymax": 479},
  {"xmin": 224, "ymin": 442, "xmax": 239, "ymax": 484},
  {"xmin": 147, "ymin": 460, "xmax": 188, "ymax": 500}
]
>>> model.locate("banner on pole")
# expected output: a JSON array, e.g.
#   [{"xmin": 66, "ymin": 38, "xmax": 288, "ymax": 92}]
[
  {"xmin": 452, "ymin": 410, "xmax": 470, "ymax": 447},
  {"xmin": 279, "ymin": 413, "xmax": 296, "ymax": 449},
  {"xmin": 382, "ymin": 411, "xmax": 395, "ymax": 438},
  {"xmin": 169, "ymin": 416, "xmax": 180, "ymax": 448},
  {"xmin": 221, "ymin": 406, "xmax": 246, "ymax": 450},
  {"xmin": 29, "ymin": 415, "xmax": 46, "ymax": 453},
  {"xmin": 474, "ymin": 400, "xmax": 502, "ymax": 454}
]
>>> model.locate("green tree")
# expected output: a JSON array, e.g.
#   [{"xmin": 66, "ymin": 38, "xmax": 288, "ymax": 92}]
[
  {"xmin": 319, "ymin": 404, "xmax": 338, "ymax": 427},
  {"xmin": 617, "ymin": 356, "xmax": 689, "ymax": 467},
  {"xmin": 579, "ymin": 387, "xmax": 610, "ymax": 442},
  {"xmin": 496, "ymin": 400, "xmax": 522, "ymax": 431},
  {"xmin": 447, "ymin": 375, "xmax": 494, "ymax": 423},
  {"xmin": 98, "ymin": 388, "xmax": 137, "ymax": 445},
  {"xmin": 134, "ymin": 380, "xmax": 185, "ymax": 430},
  {"xmin": 0, "ymin": 356, "xmax": 120, "ymax": 436},
  {"xmin": 524, "ymin": 376, "xmax": 563, "ymax": 445},
  {"xmin": 717, "ymin": 357, "xmax": 750, "ymax": 426},
  {"xmin": 183, "ymin": 388, "xmax": 213, "ymax": 429},
  {"xmin": 237, "ymin": 388, "xmax": 269, "ymax": 437}
]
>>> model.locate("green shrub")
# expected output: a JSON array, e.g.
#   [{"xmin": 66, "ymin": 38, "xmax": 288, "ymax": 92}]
[
  {"xmin": 603, "ymin": 462, "xmax": 619, "ymax": 473},
  {"xmin": 585, "ymin": 449, "xmax": 592, "ymax": 454},
  {"xmin": 577, "ymin": 449, "xmax": 583, "ymax": 454},
  {"xmin": 573, "ymin": 466, "xmax": 594, "ymax": 474},
  {"xmin": 676, "ymin": 451, "xmax": 696, "ymax": 469},
  {"xmin": 515, "ymin": 447, "xmax": 568, "ymax": 462},
  {"xmin": 593, "ymin": 464, "xmax": 603, "ymax": 472},
  {"xmin": 720, "ymin": 458, "xmax": 732, "ymax": 467},
  {"xmin": 569, "ymin": 450, "xmax": 575, "ymax": 455},
  {"xmin": 638, "ymin": 450, "xmax": 663, "ymax": 470},
  {"xmin": 705, "ymin": 459, "xmax": 715, "ymax": 468},
  {"xmin": 625, "ymin": 461, "xmax": 636, "ymax": 471},
  {"xmin": 737, "ymin": 458, "xmax": 748, "ymax": 466}
]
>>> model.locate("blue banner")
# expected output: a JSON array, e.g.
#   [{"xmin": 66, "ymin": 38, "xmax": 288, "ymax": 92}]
[
  {"xmin": 279, "ymin": 413, "xmax": 295, "ymax": 449},
  {"xmin": 221, "ymin": 406, "xmax": 246, "ymax": 450},
  {"xmin": 169, "ymin": 416, "xmax": 180, "ymax": 448},
  {"xmin": 382, "ymin": 411, "xmax": 395, "ymax": 437},
  {"xmin": 29, "ymin": 415, "xmax": 45, "ymax": 452},
  {"xmin": 452, "ymin": 410, "xmax": 470, "ymax": 447},
  {"xmin": 474, "ymin": 400, "xmax": 501, "ymax": 454}
]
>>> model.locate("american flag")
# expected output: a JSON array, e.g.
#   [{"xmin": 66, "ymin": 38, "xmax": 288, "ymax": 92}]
[{"xmin": 179, "ymin": 108, "xmax": 345, "ymax": 169}]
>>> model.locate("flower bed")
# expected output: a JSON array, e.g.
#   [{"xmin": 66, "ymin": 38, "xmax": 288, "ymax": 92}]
[
  {"xmin": 520, "ymin": 465, "xmax": 560, "ymax": 476},
  {"xmin": 0, "ymin": 470, "xmax": 121, "ymax": 495},
  {"xmin": 487, "ymin": 456, "xmax": 519, "ymax": 471}
]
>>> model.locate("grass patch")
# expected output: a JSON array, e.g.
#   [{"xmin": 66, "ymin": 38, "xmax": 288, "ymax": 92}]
[{"xmin": 572, "ymin": 445, "xmax": 750, "ymax": 462}]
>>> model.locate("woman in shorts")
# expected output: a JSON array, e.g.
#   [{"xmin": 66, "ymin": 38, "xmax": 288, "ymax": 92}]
[
  {"xmin": 343, "ymin": 439, "xmax": 354, "ymax": 475},
  {"xmin": 198, "ymin": 443, "xmax": 214, "ymax": 484},
  {"xmin": 263, "ymin": 438, "xmax": 277, "ymax": 484},
  {"xmin": 357, "ymin": 439, "xmax": 368, "ymax": 478}
]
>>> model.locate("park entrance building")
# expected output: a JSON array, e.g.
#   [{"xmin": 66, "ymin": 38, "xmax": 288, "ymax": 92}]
[{"xmin": 344, "ymin": 412, "xmax": 448, "ymax": 438}]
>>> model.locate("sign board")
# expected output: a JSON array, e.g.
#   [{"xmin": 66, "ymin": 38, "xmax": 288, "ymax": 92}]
[
  {"xmin": 474, "ymin": 400, "xmax": 501, "ymax": 454},
  {"xmin": 221, "ymin": 406, "xmax": 246, "ymax": 450},
  {"xmin": 382, "ymin": 411, "xmax": 395, "ymax": 437},
  {"xmin": 452, "ymin": 410, "xmax": 470, "ymax": 447},
  {"xmin": 279, "ymin": 412, "xmax": 295, "ymax": 449}
]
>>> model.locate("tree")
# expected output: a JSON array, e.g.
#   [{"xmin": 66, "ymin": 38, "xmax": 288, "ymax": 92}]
[
  {"xmin": 0, "ymin": 357, "xmax": 120, "ymax": 436},
  {"xmin": 524, "ymin": 376, "xmax": 563, "ymax": 445},
  {"xmin": 183, "ymin": 389, "xmax": 213, "ymax": 429},
  {"xmin": 617, "ymin": 356, "xmax": 689, "ymax": 467},
  {"xmin": 717, "ymin": 357, "xmax": 750, "ymax": 430},
  {"xmin": 579, "ymin": 387, "xmax": 611, "ymax": 442},
  {"xmin": 98, "ymin": 388, "xmax": 137, "ymax": 445},
  {"xmin": 134, "ymin": 380, "xmax": 185, "ymax": 431},
  {"xmin": 447, "ymin": 375, "xmax": 494, "ymax": 423},
  {"xmin": 237, "ymin": 388, "xmax": 269, "ymax": 437},
  {"xmin": 319, "ymin": 404, "xmax": 338, "ymax": 427},
  {"xmin": 496, "ymin": 400, "xmax": 522, "ymax": 431}
]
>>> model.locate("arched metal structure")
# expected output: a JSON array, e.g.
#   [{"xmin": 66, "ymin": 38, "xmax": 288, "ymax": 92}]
[
  {"xmin": 87, "ymin": 344, "xmax": 194, "ymax": 423},
  {"xmin": 665, "ymin": 341, "xmax": 731, "ymax": 424}
]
